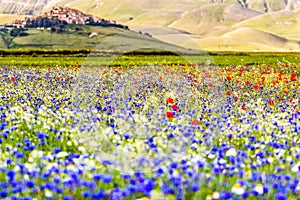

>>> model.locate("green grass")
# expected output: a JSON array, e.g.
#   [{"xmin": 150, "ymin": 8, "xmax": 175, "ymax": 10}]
[
  {"xmin": 0, "ymin": 53, "xmax": 299, "ymax": 67},
  {"xmin": 1, "ymin": 25, "xmax": 190, "ymax": 52},
  {"xmin": 0, "ymin": 37, "xmax": 5, "ymax": 48}
]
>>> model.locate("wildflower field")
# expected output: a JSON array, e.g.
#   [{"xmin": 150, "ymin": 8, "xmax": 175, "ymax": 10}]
[{"xmin": 0, "ymin": 54, "xmax": 299, "ymax": 200}]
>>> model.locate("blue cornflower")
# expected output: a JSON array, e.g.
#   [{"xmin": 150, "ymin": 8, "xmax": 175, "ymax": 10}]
[
  {"xmin": 36, "ymin": 132, "xmax": 48, "ymax": 140},
  {"xmin": 0, "ymin": 182, "xmax": 8, "ymax": 189},
  {"xmin": 190, "ymin": 182, "xmax": 200, "ymax": 192},
  {"xmin": 92, "ymin": 190, "xmax": 106, "ymax": 199},
  {"xmin": 6, "ymin": 158, "xmax": 12, "ymax": 165},
  {"xmin": 26, "ymin": 180, "xmax": 34, "ymax": 188},
  {"xmin": 161, "ymin": 182, "xmax": 172, "ymax": 195},
  {"xmin": 6, "ymin": 170, "xmax": 15, "ymax": 180},
  {"xmin": 275, "ymin": 192, "xmax": 287, "ymax": 200},
  {"xmin": 170, "ymin": 162, "xmax": 178, "ymax": 169},
  {"xmin": 102, "ymin": 174, "xmax": 112, "ymax": 183},
  {"xmin": 219, "ymin": 191, "xmax": 232, "ymax": 199},
  {"xmin": 15, "ymin": 152, "xmax": 24, "ymax": 159},
  {"xmin": 63, "ymin": 196, "xmax": 75, "ymax": 200},
  {"xmin": 53, "ymin": 147, "xmax": 61, "ymax": 154},
  {"xmin": 20, "ymin": 197, "xmax": 32, "ymax": 200},
  {"xmin": 82, "ymin": 190, "xmax": 92, "ymax": 198},
  {"xmin": 93, "ymin": 173, "xmax": 103, "ymax": 182},
  {"xmin": 120, "ymin": 173, "xmax": 131, "ymax": 180},
  {"xmin": 0, "ymin": 190, "xmax": 7, "ymax": 198},
  {"xmin": 55, "ymin": 187, "xmax": 64, "ymax": 194},
  {"xmin": 11, "ymin": 185, "xmax": 22, "ymax": 194},
  {"xmin": 143, "ymin": 178, "xmax": 155, "ymax": 192}
]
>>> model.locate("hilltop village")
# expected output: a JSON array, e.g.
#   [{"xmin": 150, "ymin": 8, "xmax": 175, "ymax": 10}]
[{"xmin": 2, "ymin": 6, "xmax": 128, "ymax": 30}]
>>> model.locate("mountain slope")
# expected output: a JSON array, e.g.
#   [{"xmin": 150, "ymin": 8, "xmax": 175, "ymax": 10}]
[
  {"xmin": 0, "ymin": 0, "xmax": 300, "ymax": 51},
  {"xmin": 233, "ymin": 9, "xmax": 300, "ymax": 41},
  {"xmin": 1, "ymin": 0, "xmax": 299, "ymax": 17}
]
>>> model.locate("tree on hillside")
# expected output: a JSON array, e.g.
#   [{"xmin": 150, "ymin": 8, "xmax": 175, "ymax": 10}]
[
  {"xmin": 263, "ymin": 0, "xmax": 269, "ymax": 12},
  {"xmin": 10, "ymin": 27, "xmax": 28, "ymax": 37},
  {"xmin": 242, "ymin": 0, "xmax": 248, "ymax": 8},
  {"xmin": 237, "ymin": 0, "xmax": 248, "ymax": 8},
  {"xmin": 0, "ymin": 29, "xmax": 14, "ymax": 49},
  {"xmin": 237, "ymin": 0, "xmax": 243, "ymax": 7}
]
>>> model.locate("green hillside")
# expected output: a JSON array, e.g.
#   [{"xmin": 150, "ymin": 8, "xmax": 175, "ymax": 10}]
[
  {"xmin": 0, "ymin": 37, "xmax": 5, "ymax": 48},
  {"xmin": 1, "ymin": 25, "xmax": 192, "ymax": 52}
]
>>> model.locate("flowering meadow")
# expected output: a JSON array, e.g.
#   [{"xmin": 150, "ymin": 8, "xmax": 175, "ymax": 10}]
[{"xmin": 0, "ymin": 56, "xmax": 299, "ymax": 200}]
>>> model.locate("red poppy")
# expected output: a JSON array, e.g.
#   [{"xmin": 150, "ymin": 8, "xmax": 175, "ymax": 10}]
[
  {"xmin": 253, "ymin": 84, "xmax": 260, "ymax": 90},
  {"xmin": 166, "ymin": 112, "xmax": 174, "ymax": 118},
  {"xmin": 166, "ymin": 97, "xmax": 175, "ymax": 104},
  {"xmin": 11, "ymin": 76, "xmax": 15, "ymax": 82},
  {"xmin": 171, "ymin": 105, "xmax": 179, "ymax": 111},
  {"xmin": 283, "ymin": 90, "xmax": 288, "ymax": 95},
  {"xmin": 191, "ymin": 120, "xmax": 200, "ymax": 125},
  {"xmin": 268, "ymin": 100, "xmax": 275, "ymax": 105},
  {"xmin": 291, "ymin": 73, "xmax": 297, "ymax": 81},
  {"xmin": 289, "ymin": 98, "xmax": 293, "ymax": 102},
  {"xmin": 226, "ymin": 91, "xmax": 231, "ymax": 95},
  {"xmin": 241, "ymin": 107, "xmax": 247, "ymax": 111},
  {"xmin": 208, "ymin": 83, "xmax": 214, "ymax": 87},
  {"xmin": 245, "ymin": 81, "xmax": 251, "ymax": 85},
  {"xmin": 226, "ymin": 76, "xmax": 232, "ymax": 81}
]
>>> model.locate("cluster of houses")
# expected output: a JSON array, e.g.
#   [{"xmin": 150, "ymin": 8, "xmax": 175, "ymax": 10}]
[
  {"xmin": 40, "ymin": 7, "xmax": 105, "ymax": 25},
  {"xmin": 4, "ymin": 6, "xmax": 118, "ymax": 28}
]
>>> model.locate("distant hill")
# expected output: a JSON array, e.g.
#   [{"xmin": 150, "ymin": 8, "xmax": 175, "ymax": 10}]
[
  {"xmin": 0, "ymin": 0, "xmax": 300, "ymax": 51},
  {"xmin": 0, "ymin": 24, "xmax": 193, "ymax": 52}
]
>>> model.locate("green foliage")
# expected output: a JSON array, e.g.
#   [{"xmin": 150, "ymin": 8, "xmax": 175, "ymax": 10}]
[
  {"xmin": 0, "ymin": 53, "xmax": 299, "ymax": 67},
  {"xmin": 10, "ymin": 27, "xmax": 28, "ymax": 37}
]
